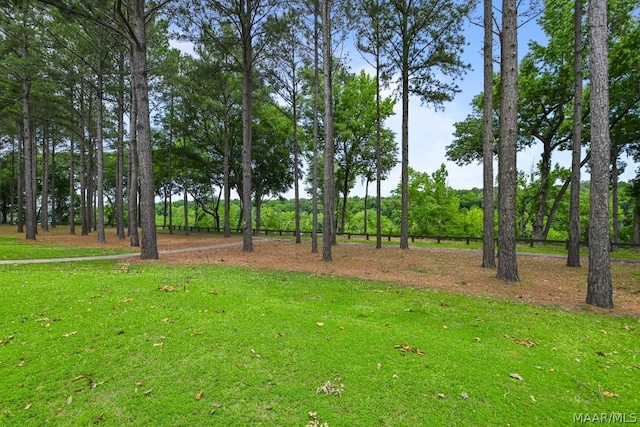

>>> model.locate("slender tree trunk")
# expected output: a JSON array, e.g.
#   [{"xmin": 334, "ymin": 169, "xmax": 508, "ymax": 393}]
[
  {"xmin": 20, "ymin": 15, "xmax": 36, "ymax": 239},
  {"xmin": 633, "ymin": 191, "xmax": 640, "ymax": 245},
  {"xmin": 23, "ymin": 75, "xmax": 36, "ymax": 240},
  {"xmin": 364, "ymin": 179, "xmax": 369, "ymax": 235},
  {"xmin": 375, "ymin": 35, "xmax": 382, "ymax": 249},
  {"xmin": 241, "ymin": 0, "xmax": 254, "ymax": 252},
  {"xmin": 567, "ymin": 0, "xmax": 583, "ymax": 267},
  {"xmin": 496, "ymin": 0, "xmax": 519, "ymax": 281},
  {"xmin": 9, "ymin": 138, "xmax": 16, "ymax": 225},
  {"xmin": 482, "ymin": 0, "xmax": 495, "ymax": 268},
  {"xmin": 41, "ymin": 121, "xmax": 50, "ymax": 232},
  {"xmin": 128, "ymin": 86, "xmax": 140, "ymax": 247},
  {"xmin": 293, "ymin": 90, "xmax": 301, "ymax": 243},
  {"xmin": 50, "ymin": 136, "xmax": 56, "ymax": 227},
  {"xmin": 223, "ymin": 118, "xmax": 231, "ymax": 237},
  {"xmin": 116, "ymin": 52, "xmax": 126, "ymax": 240},
  {"xmin": 399, "ymin": 12, "xmax": 410, "ymax": 249},
  {"xmin": 322, "ymin": 0, "xmax": 335, "ymax": 261},
  {"xmin": 532, "ymin": 149, "xmax": 551, "ymax": 241},
  {"xmin": 17, "ymin": 134, "xmax": 24, "ymax": 233},
  {"xmin": 586, "ymin": 0, "xmax": 612, "ymax": 308},
  {"xmin": 96, "ymin": 58, "xmax": 106, "ymax": 244},
  {"xmin": 611, "ymin": 158, "xmax": 620, "ymax": 249},
  {"xmin": 69, "ymin": 108, "xmax": 76, "ymax": 234},
  {"xmin": 311, "ymin": 0, "xmax": 320, "ymax": 254}
]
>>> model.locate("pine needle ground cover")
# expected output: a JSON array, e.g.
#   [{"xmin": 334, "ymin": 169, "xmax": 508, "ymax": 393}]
[{"xmin": 1, "ymin": 261, "xmax": 638, "ymax": 426}]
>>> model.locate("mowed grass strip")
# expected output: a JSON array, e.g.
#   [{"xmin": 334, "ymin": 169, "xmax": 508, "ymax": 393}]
[
  {"xmin": 0, "ymin": 236, "xmax": 136, "ymax": 260},
  {"xmin": 0, "ymin": 261, "xmax": 638, "ymax": 426}
]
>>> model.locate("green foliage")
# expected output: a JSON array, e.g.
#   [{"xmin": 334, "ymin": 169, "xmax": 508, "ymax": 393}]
[{"xmin": 1, "ymin": 261, "xmax": 638, "ymax": 425}]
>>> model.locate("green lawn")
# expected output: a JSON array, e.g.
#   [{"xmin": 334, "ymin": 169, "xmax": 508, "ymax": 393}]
[
  {"xmin": 1, "ymin": 260, "xmax": 638, "ymax": 426},
  {"xmin": 0, "ymin": 236, "xmax": 136, "ymax": 260}
]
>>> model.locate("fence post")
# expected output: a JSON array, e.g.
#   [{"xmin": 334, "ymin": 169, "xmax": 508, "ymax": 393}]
[
  {"xmin": 437, "ymin": 236, "xmax": 441, "ymax": 244},
  {"xmin": 466, "ymin": 236, "xmax": 470, "ymax": 245}
]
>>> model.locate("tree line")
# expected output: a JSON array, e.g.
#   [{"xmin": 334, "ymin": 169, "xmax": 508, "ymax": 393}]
[{"xmin": 1, "ymin": 0, "xmax": 636, "ymax": 308}]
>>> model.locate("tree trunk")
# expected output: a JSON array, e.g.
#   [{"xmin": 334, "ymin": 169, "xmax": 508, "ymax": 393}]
[
  {"xmin": 182, "ymin": 130, "xmax": 189, "ymax": 236},
  {"xmin": 96, "ymin": 58, "xmax": 106, "ymax": 244},
  {"xmin": 567, "ymin": 0, "xmax": 583, "ymax": 267},
  {"xmin": 532, "ymin": 149, "xmax": 551, "ymax": 241},
  {"xmin": 116, "ymin": 51, "xmax": 126, "ymax": 240},
  {"xmin": 41, "ymin": 120, "xmax": 50, "ymax": 232},
  {"xmin": 375, "ymin": 32, "xmax": 382, "ymax": 249},
  {"xmin": 223, "ymin": 114, "xmax": 231, "ymax": 237},
  {"xmin": 128, "ymin": 85, "xmax": 140, "ymax": 247},
  {"xmin": 17, "ymin": 134, "xmax": 24, "ymax": 233},
  {"xmin": 586, "ymin": 0, "xmax": 612, "ymax": 308},
  {"xmin": 69, "ymin": 95, "xmax": 76, "ymax": 234},
  {"xmin": 322, "ymin": 0, "xmax": 335, "ymax": 261},
  {"xmin": 293, "ymin": 90, "xmax": 302, "ymax": 244},
  {"xmin": 634, "ymin": 191, "xmax": 640, "ymax": 245},
  {"xmin": 131, "ymin": 0, "xmax": 158, "ymax": 259},
  {"xmin": 482, "ymin": 0, "xmax": 495, "ymax": 268},
  {"xmin": 23, "ymin": 74, "xmax": 36, "ymax": 240},
  {"xmin": 496, "ymin": 0, "xmax": 519, "ymax": 281},
  {"xmin": 311, "ymin": 0, "xmax": 320, "ymax": 254},
  {"xmin": 241, "ymin": 0, "xmax": 254, "ymax": 252},
  {"xmin": 364, "ymin": 179, "xmax": 369, "ymax": 235},
  {"xmin": 611, "ymin": 159, "xmax": 619, "ymax": 249},
  {"xmin": 399, "ymin": 11, "xmax": 410, "ymax": 249}
]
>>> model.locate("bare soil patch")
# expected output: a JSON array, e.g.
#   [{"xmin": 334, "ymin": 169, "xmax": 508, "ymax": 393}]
[{"xmin": 17, "ymin": 227, "xmax": 640, "ymax": 317}]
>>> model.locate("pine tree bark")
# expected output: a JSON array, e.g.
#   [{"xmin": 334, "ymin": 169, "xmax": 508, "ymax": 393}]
[
  {"xmin": 132, "ymin": 0, "xmax": 158, "ymax": 259},
  {"xmin": 586, "ymin": 0, "xmax": 612, "ymax": 308},
  {"xmin": 322, "ymin": 0, "xmax": 335, "ymax": 261},
  {"xmin": 482, "ymin": 0, "xmax": 495, "ymax": 268},
  {"xmin": 241, "ymin": 0, "xmax": 254, "ymax": 252},
  {"xmin": 567, "ymin": 0, "xmax": 583, "ymax": 267},
  {"xmin": 496, "ymin": 0, "xmax": 519, "ymax": 281}
]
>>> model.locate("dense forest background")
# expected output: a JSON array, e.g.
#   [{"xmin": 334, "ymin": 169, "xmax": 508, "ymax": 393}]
[{"xmin": 1, "ymin": 0, "xmax": 639, "ymax": 256}]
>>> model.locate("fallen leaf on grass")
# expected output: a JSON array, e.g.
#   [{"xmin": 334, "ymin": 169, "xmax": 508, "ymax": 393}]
[
  {"xmin": 394, "ymin": 343, "xmax": 425, "ymax": 355},
  {"xmin": 65, "ymin": 396, "xmax": 73, "ymax": 405},
  {"xmin": 509, "ymin": 373, "xmax": 524, "ymax": 381},
  {"xmin": 24, "ymin": 403, "xmax": 31, "ymax": 410},
  {"xmin": 623, "ymin": 325, "xmax": 634, "ymax": 331},
  {"xmin": 143, "ymin": 388, "xmax": 153, "ymax": 395},
  {"xmin": 514, "ymin": 339, "xmax": 538, "ymax": 347},
  {"xmin": 530, "ymin": 395, "xmax": 537, "ymax": 402},
  {"xmin": 461, "ymin": 392, "xmax": 469, "ymax": 399},
  {"xmin": 316, "ymin": 322, "xmax": 324, "ymax": 327},
  {"xmin": 602, "ymin": 391, "xmax": 619, "ymax": 398},
  {"xmin": 158, "ymin": 286, "xmax": 176, "ymax": 292},
  {"xmin": 61, "ymin": 331, "xmax": 78, "ymax": 338},
  {"xmin": 376, "ymin": 362, "xmax": 381, "ymax": 370},
  {"xmin": 95, "ymin": 413, "xmax": 105, "ymax": 424},
  {"xmin": 196, "ymin": 391, "xmax": 203, "ymax": 400},
  {"xmin": 153, "ymin": 342, "xmax": 164, "ymax": 347},
  {"xmin": 437, "ymin": 393, "xmax": 446, "ymax": 399},
  {"xmin": 599, "ymin": 329, "xmax": 608, "ymax": 334},
  {"xmin": 15, "ymin": 360, "xmax": 25, "ymax": 367}
]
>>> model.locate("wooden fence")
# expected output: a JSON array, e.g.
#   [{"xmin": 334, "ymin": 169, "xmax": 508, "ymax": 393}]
[{"xmin": 159, "ymin": 225, "xmax": 640, "ymax": 252}]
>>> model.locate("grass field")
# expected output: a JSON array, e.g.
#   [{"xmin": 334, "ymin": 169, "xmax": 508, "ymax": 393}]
[
  {"xmin": 1, "ymin": 254, "xmax": 639, "ymax": 426},
  {"xmin": 0, "ymin": 236, "xmax": 135, "ymax": 260}
]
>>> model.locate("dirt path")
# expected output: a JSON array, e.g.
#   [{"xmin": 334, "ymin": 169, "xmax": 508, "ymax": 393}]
[{"xmin": 6, "ymin": 227, "xmax": 640, "ymax": 317}]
